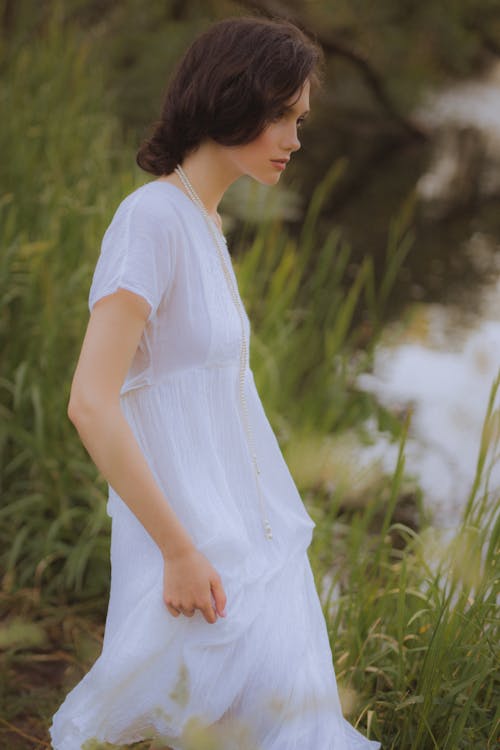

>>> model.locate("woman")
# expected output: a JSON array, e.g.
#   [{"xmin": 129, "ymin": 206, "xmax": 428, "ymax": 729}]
[{"xmin": 49, "ymin": 14, "xmax": 381, "ymax": 750}]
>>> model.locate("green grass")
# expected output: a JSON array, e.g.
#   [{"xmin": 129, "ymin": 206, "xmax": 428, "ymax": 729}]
[
  {"xmin": 1, "ymin": 6, "xmax": 499, "ymax": 749},
  {"xmin": 308, "ymin": 373, "xmax": 500, "ymax": 748}
]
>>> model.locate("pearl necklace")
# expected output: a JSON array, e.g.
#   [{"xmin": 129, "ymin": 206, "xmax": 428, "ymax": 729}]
[{"xmin": 174, "ymin": 164, "xmax": 273, "ymax": 541}]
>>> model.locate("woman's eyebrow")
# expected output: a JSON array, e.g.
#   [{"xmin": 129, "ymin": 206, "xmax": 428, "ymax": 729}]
[{"xmin": 285, "ymin": 105, "xmax": 310, "ymax": 116}]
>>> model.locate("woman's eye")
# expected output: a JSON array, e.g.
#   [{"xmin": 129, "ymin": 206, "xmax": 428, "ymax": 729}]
[{"xmin": 269, "ymin": 111, "xmax": 307, "ymax": 128}]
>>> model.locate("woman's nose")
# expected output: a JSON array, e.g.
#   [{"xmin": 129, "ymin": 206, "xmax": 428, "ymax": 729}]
[{"xmin": 285, "ymin": 127, "xmax": 301, "ymax": 153}]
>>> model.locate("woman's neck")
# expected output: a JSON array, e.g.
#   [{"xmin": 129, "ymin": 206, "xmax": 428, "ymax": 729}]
[{"xmin": 157, "ymin": 140, "xmax": 240, "ymax": 228}]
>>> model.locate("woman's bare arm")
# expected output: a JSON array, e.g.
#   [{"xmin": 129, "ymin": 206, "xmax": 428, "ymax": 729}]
[{"xmin": 68, "ymin": 289, "xmax": 226, "ymax": 623}]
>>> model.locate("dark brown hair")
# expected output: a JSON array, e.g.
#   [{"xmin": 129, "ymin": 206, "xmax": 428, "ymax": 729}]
[{"xmin": 136, "ymin": 15, "xmax": 325, "ymax": 175}]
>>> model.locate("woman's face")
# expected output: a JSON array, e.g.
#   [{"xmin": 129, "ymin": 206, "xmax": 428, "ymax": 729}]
[{"xmin": 226, "ymin": 79, "xmax": 311, "ymax": 184}]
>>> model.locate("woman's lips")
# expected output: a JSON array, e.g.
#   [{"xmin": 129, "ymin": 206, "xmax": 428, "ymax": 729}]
[{"xmin": 271, "ymin": 159, "xmax": 287, "ymax": 171}]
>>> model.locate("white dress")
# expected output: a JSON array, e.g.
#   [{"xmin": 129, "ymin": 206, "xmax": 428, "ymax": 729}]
[{"xmin": 49, "ymin": 180, "xmax": 381, "ymax": 750}]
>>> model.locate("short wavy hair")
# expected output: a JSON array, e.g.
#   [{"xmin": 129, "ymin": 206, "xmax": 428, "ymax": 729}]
[{"xmin": 136, "ymin": 15, "xmax": 325, "ymax": 175}]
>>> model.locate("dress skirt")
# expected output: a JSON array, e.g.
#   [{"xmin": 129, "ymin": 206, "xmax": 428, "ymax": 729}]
[{"xmin": 49, "ymin": 365, "xmax": 380, "ymax": 749}]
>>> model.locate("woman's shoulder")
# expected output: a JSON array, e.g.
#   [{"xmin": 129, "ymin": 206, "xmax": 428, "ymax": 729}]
[{"xmin": 111, "ymin": 179, "xmax": 188, "ymax": 235}]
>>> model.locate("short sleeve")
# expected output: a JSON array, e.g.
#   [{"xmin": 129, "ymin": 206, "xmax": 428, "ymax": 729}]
[{"xmin": 88, "ymin": 193, "xmax": 176, "ymax": 323}]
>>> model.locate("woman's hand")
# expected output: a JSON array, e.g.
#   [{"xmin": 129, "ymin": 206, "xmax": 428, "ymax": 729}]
[{"xmin": 163, "ymin": 546, "xmax": 227, "ymax": 624}]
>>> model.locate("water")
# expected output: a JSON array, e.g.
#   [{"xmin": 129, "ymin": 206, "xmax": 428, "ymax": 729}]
[
  {"xmin": 413, "ymin": 59, "xmax": 500, "ymax": 217},
  {"xmin": 347, "ymin": 62, "xmax": 500, "ymax": 529},
  {"xmin": 355, "ymin": 270, "xmax": 500, "ymax": 529}
]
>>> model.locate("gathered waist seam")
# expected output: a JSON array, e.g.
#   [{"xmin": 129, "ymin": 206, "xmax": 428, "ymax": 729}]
[{"xmin": 120, "ymin": 361, "xmax": 248, "ymax": 398}]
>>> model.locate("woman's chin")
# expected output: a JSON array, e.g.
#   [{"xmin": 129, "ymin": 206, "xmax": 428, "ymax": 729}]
[{"xmin": 252, "ymin": 172, "xmax": 281, "ymax": 186}]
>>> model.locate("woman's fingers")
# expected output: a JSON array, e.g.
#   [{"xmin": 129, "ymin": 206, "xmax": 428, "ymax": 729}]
[
  {"xmin": 166, "ymin": 603, "xmax": 181, "ymax": 617},
  {"xmin": 200, "ymin": 598, "xmax": 218, "ymax": 624},
  {"xmin": 163, "ymin": 553, "xmax": 227, "ymax": 623},
  {"xmin": 210, "ymin": 575, "xmax": 227, "ymax": 618},
  {"xmin": 166, "ymin": 603, "xmax": 197, "ymax": 618}
]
